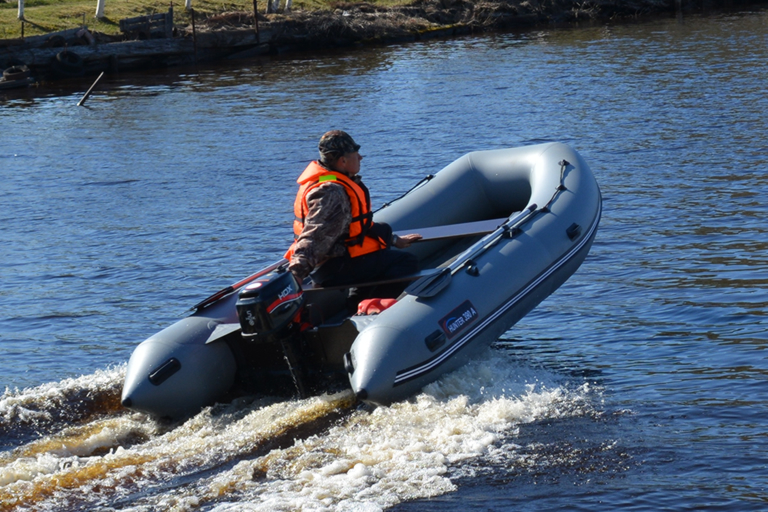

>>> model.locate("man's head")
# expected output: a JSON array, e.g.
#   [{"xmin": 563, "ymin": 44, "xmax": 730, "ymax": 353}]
[{"xmin": 318, "ymin": 130, "xmax": 362, "ymax": 175}]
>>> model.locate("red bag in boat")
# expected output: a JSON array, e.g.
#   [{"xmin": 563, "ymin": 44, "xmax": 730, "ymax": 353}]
[{"xmin": 356, "ymin": 298, "xmax": 397, "ymax": 315}]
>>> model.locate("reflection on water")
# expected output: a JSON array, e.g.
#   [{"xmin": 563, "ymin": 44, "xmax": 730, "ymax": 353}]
[{"xmin": 2, "ymin": 7, "xmax": 768, "ymax": 511}]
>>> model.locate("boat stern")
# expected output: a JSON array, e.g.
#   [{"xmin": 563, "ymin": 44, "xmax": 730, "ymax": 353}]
[{"xmin": 121, "ymin": 318, "xmax": 237, "ymax": 418}]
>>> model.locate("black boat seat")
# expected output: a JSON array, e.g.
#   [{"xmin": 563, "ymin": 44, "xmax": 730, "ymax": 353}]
[{"xmin": 303, "ymin": 269, "xmax": 433, "ymax": 292}]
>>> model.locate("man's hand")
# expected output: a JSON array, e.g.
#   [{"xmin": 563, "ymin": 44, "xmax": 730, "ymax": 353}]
[
  {"xmin": 288, "ymin": 257, "xmax": 312, "ymax": 281},
  {"xmin": 393, "ymin": 233, "xmax": 422, "ymax": 248}
]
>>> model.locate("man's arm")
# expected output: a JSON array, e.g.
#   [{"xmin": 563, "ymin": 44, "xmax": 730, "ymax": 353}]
[{"xmin": 289, "ymin": 183, "xmax": 351, "ymax": 280}]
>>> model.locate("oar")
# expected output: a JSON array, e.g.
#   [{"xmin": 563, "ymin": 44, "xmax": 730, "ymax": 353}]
[
  {"xmin": 405, "ymin": 204, "xmax": 538, "ymax": 298},
  {"xmin": 191, "ymin": 259, "xmax": 287, "ymax": 311}
]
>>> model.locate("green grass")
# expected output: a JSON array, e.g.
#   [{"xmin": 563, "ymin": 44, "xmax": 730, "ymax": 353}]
[
  {"xmin": 0, "ymin": 0, "xmax": 406, "ymax": 39},
  {"xmin": 0, "ymin": 0, "xmax": 679, "ymax": 40}
]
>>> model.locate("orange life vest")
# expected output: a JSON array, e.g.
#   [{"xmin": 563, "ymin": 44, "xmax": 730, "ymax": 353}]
[{"xmin": 284, "ymin": 161, "xmax": 388, "ymax": 261}]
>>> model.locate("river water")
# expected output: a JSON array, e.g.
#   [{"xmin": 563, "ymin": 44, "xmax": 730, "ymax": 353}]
[{"xmin": 1, "ymin": 6, "xmax": 767, "ymax": 511}]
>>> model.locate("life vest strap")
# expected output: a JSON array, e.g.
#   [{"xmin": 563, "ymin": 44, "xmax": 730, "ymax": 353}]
[{"xmin": 350, "ymin": 212, "xmax": 372, "ymax": 223}]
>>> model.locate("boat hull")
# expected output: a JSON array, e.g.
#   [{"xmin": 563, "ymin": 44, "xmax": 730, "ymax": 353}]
[
  {"xmin": 121, "ymin": 294, "xmax": 239, "ymax": 417},
  {"xmin": 347, "ymin": 142, "xmax": 602, "ymax": 404},
  {"xmin": 348, "ymin": 212, "xmax": 599, "ymax": 404}
]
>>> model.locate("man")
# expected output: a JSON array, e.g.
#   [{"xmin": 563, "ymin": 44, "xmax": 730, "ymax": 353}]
[{"xmin": 285, "ymin": 130, "xmax": 421, "ymax": 294}]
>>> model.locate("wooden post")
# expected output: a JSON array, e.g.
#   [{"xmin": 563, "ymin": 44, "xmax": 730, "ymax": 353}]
[
  {"xmin": 166, "ymin": 3, "xmax": 173, "ymax": 38},
  {"xmin": 77, "ymin": 72, "xmax": 105, "ymax": 107},
  {"xmin": 252, "ymin": 0, "xmax": 260, "ymax": 43},
  {"xmin": 95, "ymin": 0, "xmax": 106, "ymax": 19},
  {"xmin": 185, "ymin": 0, "xmax": 191, "ymax": 10},
  {"xmin": 18, "ymin": 0, "xmax": 24, "ymax": 21},
  {"xmin": 190, "ymin": 8, "xmax": 198, "ymax": 62}
]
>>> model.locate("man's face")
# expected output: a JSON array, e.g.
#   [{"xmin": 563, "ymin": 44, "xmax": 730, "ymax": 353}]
[{"xmin": 337, "ymin": 152, "xmax": 363, "ymax": 176}]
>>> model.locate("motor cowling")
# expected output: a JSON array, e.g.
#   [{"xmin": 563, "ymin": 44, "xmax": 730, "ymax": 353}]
[{"xmin": 236, "ymin": 268, "xmax": 305, "ymax": 343}]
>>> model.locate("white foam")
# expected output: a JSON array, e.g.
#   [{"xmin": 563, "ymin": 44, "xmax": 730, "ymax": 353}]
[
  {"xmin": 0, "ymin": 365, "xmax": 125, "ymax": 426},
  {"xmin": 0, "ymin": 414, "xmax": 160, "ymax": 485},
  {"xmin": 197, "ymin": 353, "xmax": 599, "ymax": 511},
  {"xmin": 0, "ymin": 452, "xmax": 64, "ymax": 486},
  {"xmin": 0, "ymin": 352, "xmax": 600, "ymax": 511}
]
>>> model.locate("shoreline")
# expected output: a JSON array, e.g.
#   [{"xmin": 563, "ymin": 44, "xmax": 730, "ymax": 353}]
[{"xmin": 1, "ymin": 0, "xmax": 766, "ymax": 92}]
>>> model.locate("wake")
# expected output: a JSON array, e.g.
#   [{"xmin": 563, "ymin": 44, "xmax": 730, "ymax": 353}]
[{"xmin": 0, "ymin": 350, "xmax": 600, "ymax": 511}]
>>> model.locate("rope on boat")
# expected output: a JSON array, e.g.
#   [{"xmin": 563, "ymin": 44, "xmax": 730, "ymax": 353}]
[
  {"xmin": 378, "ymin": 174, "xmax": 435, "ymax": 211},
  {"xmin": 540, "ymin": 159, "xmax": 571, "ymax": 213}
]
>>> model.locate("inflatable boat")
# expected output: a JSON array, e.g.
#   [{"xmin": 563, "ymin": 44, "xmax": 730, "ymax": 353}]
[{"xmin": 121, "ymin": 142, "xmax": 602, "ymax": 418}]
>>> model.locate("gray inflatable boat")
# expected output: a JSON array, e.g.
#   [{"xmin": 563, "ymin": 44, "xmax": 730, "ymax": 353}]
[{"xmin": 121, "ymin": 142, "xmax": 601, "ymax": 418}]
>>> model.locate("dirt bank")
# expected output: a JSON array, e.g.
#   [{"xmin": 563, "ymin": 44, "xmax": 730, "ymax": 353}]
[{"xmin": 201, "ymin": 0, "xmax": 673, "ymax": 47}]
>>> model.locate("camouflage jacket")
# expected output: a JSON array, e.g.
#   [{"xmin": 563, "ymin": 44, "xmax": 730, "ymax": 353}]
[
  {"xmin": 288, "ymin": 177, "xmax": 392, "ymax": 281},
  {"xmin": 288, "ymin": 181, "xmax": 352, "ymax": 280}
]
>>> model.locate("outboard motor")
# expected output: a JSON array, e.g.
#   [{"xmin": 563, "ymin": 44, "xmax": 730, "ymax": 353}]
[
  {"xmin": 236, "ymin": 267, "xmax": 305, "ymax": 343},
  {"xmin": 235, "ymin": 267, "xmax": 309, "ymax": 396}
]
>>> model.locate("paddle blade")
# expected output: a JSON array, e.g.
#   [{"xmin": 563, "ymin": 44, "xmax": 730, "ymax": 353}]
[{"xmin": 405, "ymin": 268, "xmax": 452, "ymax": 298}]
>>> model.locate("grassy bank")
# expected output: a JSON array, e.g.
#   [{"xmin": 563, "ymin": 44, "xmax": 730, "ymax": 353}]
[
  {"xmin": 2, "ymin": 0, "xmax": 410, "ymax": 39},
  {"xmin": 1, "ymin": 0, "xmax": 264, "ymax": 38},
  {"xmin": 1, "ymin": 0, "xmax": 683, "ymax": 41}
]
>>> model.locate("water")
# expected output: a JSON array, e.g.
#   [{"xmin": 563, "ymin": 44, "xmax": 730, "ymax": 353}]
[{"xmin": 2, "ymin": 7, "xmax": 768, "ymax": 510}]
